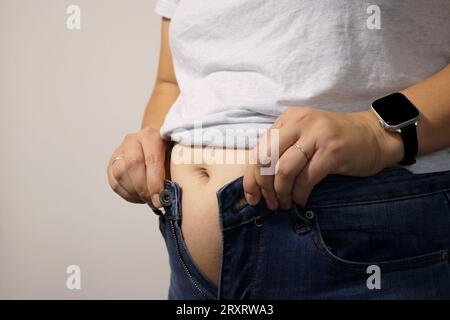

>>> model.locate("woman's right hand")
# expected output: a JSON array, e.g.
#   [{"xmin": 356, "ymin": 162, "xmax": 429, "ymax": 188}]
[{"xmin": 107, "ymin": 127, "xmax": 167, "ymax": 208}]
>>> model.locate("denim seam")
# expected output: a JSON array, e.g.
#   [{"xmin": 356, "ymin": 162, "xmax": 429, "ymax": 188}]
[
  {"xmin": 444, "ymin": 190, "xmax": 450, "ymax": 205},
  {"xmin": 310, "ymin": 220, "xmax": 448, "ymax": 273},
  {"xmin": 221, "ymin": 210, "xmax": 272, "ymax": 231},
  {"xmin": 248, "ymin": 220, "xmax": 262, "ymax": 300},
  {"xmin": 307, "ymin": 187, "xmax": 450, "ymax": 209}
]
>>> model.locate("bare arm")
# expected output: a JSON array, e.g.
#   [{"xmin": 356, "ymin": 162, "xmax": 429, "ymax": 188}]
[
  {"xmin": 245, "ymin": 64, "xmax": 450, "ymax": 209},
  {"xmin": 356, "ymin": 63, "xmax": 450, "ymax": 167},
  {"xmin": 142, "ymin": 17, "xmax": 179, "ymax": 130},
  {"xmin": 401, "ymin": 63, "xmax": 450, "ymax": 156},
  {"xmin": 108, "ymin": 17, "xmax": 179, "ymax": 207}
]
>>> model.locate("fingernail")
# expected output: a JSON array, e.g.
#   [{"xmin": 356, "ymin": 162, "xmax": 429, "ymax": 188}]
[
  {"xmin": 151, "ymin": 194, "xmax": 161, "ymax": 208},
  {"xmin": 245, "ymin": 192, "xmax": 256, "ymax": 205},
  {"xmin": 281, "ymin": 202, "xmax": 292, "ymax": 210},
  {"xmin": 266, "ymin": 199, "xmax": 277, "ymax": 211}
]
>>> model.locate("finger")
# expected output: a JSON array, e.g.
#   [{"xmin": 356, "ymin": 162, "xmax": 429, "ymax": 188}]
[
  {"xmin": 253, "ymin": 123, "xmax": 299, "ymax": 168},
  {"xmin": 243, "ymin": 162, "xmax": 261, "ymax": 205},
  {"xmin": 292, "ymin": 148, "xmax": 332, "ymax": 207},
  {"xmin": 111, "ymin": 154, "xmax": 142, "ymax": 201},
  {"xmin": 252, "ymin": 130, "xmax": 278, "ymax": 210},
  {"xmin": 252, "ymin": 111, "xmax": 309, "ymax": 170},
  {"xmin": 274, "ymin": 136, "xmax": 314, "ymax": 209},
  {"xmin": 123, "ymin": 138, "xmax": 151, "ymax": 202},
  {"xmin": 108, "ymin": 159, "xmax": 143, "ymax": 203},
  {"xmin": 140, "ymin": 128, "xmax": 166, "ymax": 208},
  {"xmin": 252, "ymin": 124, "xmax": 300, "ymax": 210}
]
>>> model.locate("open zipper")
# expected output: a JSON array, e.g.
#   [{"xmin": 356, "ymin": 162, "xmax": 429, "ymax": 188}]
[{"xmin": 169, "ymin": 220, "xmax": 209, "ymax": 300}]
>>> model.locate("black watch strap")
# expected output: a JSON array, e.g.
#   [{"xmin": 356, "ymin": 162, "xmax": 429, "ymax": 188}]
[{"xmin": 397, "ymin": 123, "xmax": 418, "ymax": 165}]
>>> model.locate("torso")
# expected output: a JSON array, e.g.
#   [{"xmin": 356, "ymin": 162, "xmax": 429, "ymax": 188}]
[{"xmin": 169, "ymin": 143, "xmax": 251, "ymax": 287}]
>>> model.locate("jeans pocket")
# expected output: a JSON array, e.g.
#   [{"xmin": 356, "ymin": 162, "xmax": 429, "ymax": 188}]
[{"xmin": 310, "ymin": 190, "xmax": 450, "ymax": 273}]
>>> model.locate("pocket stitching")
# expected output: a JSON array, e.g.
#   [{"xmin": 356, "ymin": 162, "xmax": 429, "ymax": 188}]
[
  {"xmin": 310, "ymin": 218, "xmax": 449, "ymax": 274},
  {"xmin": 248, "ymin": 219, "xmax": 262, "ymax": 299},
  {"xmin": 444, "ymin": 190, "xmax": 450, "ymax": 205},
  {"xmin": 308, "ymin": 187, "xmax": 450, "ymax": 209}
]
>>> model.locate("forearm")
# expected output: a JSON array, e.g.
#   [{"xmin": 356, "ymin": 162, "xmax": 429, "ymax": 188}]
[
  {"xmin": 401, "ymin": 64, "xmax": 450, "ymax": 156},
  {"xmin": 354, "ymin": 64, "xmax": 450, "ymax": 168},
  {"xmin": 141, "ymin": 81, "xmax": 179, "ymax": 130}
]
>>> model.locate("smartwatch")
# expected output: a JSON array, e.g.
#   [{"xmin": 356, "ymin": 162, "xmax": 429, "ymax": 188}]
[{"xmin": 370, "ymin": 92, "xmax": 420, "ymax": 165}]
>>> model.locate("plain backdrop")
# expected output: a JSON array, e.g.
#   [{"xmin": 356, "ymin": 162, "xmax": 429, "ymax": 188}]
[{"xmin": 0, "ymin": 0, "xmax": 170, "ymax": 299}]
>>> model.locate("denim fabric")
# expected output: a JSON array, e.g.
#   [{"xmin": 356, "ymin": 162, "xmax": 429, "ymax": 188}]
[{"xmin": 157, "ymin": 165, "xmax": 450, "ymax": 299}]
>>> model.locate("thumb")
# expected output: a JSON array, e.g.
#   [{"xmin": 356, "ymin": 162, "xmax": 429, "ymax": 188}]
[{"xmin": 139, "ymin": 128, "xmax": 167, "ymax": 208}]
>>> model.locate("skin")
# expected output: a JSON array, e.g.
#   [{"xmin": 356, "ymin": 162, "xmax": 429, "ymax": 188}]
[
  {"xmin": 107, "ymin": 16, "xmax": 450, "ymax": 286},
  {"xmin": 107, "ymin": 17, "xmax": 177, "ymax": 207},
  {"xmin": 107, "ymin": 16, "xmax": 450, "ymax": 218},
  {"xmin": 169, "ymin": 145, "xmax": 252, "ymax": 285},
  {"xmin": 243, "ymin": 64, "xmax": 450, "ymax": 210}
]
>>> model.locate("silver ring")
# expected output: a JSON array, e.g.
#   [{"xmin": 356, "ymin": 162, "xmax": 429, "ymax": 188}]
[
  {"xmin": 111, "ymin": 156, "xmax": 123, "ymax": 166},
  {"xmin": 294, "ymin": 143, "xmax": 310, "ymax": 161}
]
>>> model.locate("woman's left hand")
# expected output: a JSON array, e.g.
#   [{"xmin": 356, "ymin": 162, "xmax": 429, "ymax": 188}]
[{"xmin": 243, "ymin": 106, "xmax": 404, "ymax": 210}]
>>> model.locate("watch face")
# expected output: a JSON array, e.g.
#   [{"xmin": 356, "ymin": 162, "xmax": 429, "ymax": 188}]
[{"xmin": 372, "ymin": 93, "xmax": 419, "ymax": 126}]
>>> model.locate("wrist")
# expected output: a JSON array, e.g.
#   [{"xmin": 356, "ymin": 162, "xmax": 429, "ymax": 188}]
[{"xmin": 352, "ymin": 109, "xmax": 405, "ymax": 169}]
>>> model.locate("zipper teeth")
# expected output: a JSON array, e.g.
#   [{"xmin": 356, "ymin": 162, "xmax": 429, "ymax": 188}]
[{"xmin": 169, "ymin": 220, "xmax": 208, "ymax": 300}]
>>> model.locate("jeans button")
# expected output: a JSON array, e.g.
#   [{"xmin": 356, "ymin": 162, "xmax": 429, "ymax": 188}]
[
  {"xmin": 304, "ymin": 210, "xmax": 315, "ymax": 220},
  {"xmin": 159, "ymin": 190, "xmax": 173, "ymax": 207}
]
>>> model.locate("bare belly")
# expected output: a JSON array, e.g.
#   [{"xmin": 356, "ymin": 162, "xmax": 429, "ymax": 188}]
[{"xmin": 169, "ymin": 143, "xmax": 251, "ymax": 287}]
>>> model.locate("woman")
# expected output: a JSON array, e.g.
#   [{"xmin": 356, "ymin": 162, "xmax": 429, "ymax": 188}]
[{"xmin": 107, "ymin": 0, "xmax": 450, "ymax": 299}]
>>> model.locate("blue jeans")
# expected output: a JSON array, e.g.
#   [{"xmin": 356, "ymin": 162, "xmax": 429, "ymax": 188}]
[{"xmin": 157, "ymin": 165, "xmax": 450, "ymax": 299}]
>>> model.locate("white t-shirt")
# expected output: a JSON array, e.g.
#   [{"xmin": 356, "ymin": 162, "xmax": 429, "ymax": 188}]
[{"xmin": 154, "ymin": 0, "xmax": 450, "ymax": 174}]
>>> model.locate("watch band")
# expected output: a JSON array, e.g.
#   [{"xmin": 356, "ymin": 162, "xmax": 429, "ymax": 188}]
[{"xmin": 397, "ymin": 122, "xmax": 418, "ymax": 165}]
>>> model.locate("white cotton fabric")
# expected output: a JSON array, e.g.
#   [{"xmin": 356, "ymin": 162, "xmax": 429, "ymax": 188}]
[{"xmin": 154, "ymin": 0, "xmax": 450, "ymax": 174}]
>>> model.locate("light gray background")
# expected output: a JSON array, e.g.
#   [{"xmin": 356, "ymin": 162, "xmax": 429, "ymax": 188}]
[{"xmin": 0, "ymin": 0, "xmax": 169, "ymax": 299}]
